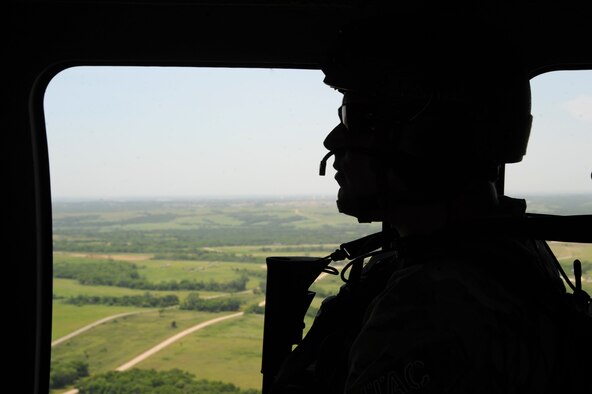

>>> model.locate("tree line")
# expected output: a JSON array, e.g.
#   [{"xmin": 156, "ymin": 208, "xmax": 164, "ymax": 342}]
[
  {"xmin": 58, "ymin": 291, "xmax": 251, "ymax": 312},
  {"xmin": 50, "ymin": 360, "xmax": 89, "ymax": 390},
  {"xmin": 152, "ymin": 250, "xmax": 259, "ymax": 263},
  {"xmin": 61, "ymin": 292, "xmax": 179, "ymax": 308},
  {"xmin": 76, "ymin": 368, "xmax": 261, "ymax": 394},
  {"xmin": 52, "ymin": 224, "xmax": 378, "ymax": 254},
  {"xmin": 180, "ymin": 293, "xmax": 242, "ymax": 312},
  {"xmin": 59, "ymin": 367, "xmax": 261, "ymax": 393},
  {"xmin": 54, "ymin": 260, "xmax": 249, "ymax": 292}
]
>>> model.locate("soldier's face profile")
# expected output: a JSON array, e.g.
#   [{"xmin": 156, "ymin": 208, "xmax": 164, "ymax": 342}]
[{"xmin": 323, "ymin": 93, "xmax": 383, "ymax": 207}]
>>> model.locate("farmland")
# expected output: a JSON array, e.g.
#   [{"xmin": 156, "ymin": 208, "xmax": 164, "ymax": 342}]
[
  {"xmin": 50, "ymin": 195, "xmax": 591, "ymax": 393},
  {"xmin": 50, "ymin": 197, "xmax": 376, "ymax": 393}
]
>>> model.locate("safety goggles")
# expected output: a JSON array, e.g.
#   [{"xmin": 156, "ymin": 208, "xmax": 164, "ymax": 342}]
[{"xmin": 338, "ymin": 95, "xmax": 433, "ymax": 134}]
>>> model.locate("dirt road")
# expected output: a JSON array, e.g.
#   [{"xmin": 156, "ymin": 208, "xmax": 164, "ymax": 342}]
[
  {"xmin": 60, "ymin": 311, "xmax": 244, "ymax": 394},
  {"xmin": 57, "ymin": 271, "xmax": 331, "ymax": 392},
  {"xmin": 115, "ymin": 312, "xmax": 244, "ymax": 371}
]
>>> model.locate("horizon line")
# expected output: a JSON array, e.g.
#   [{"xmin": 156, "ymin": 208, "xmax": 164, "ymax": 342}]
[
  {"xmin": 51, "ymin": 194, "xmax": 339, "ymax": 201},
  {"xmin": 51, "ymin": 191, "xmax": 591, "ymax": 202}
]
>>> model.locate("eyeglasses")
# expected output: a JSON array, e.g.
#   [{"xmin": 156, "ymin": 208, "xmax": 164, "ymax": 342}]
[
  {"xmin": 338, "ymin": 95, "xmax": 434, "ymax": 133},
  {"xmin": 338, "ymin": 103, "xmax": 384, "ymax": 133}
]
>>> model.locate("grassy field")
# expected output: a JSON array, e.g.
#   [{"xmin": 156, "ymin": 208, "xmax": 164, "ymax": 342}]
[
  {"xmin": 50, "ymin": 248, "xmax": 341, "ymax": 393},
  {"xmin": 51, "ymin": 309, "xmax": 247, "ymax": 393},
  {"xmin": 138, "ymin": 259, "xmax": 266, "ymax": 284},
  {"xmin": 52, "ymin": 303, "xmax": 144, "ymax": 340},
  {"xmin": 50, "ymin": 196, "xmax": 591, "ymax": 393},
  {"xmin": 136, "ymin": 313, "xmax": 265, "ymax": 390}
]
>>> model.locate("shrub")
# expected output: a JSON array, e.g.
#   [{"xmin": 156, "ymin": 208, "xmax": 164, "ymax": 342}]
[
  {"xmin": 75, "ymin": 368, "xmax": 261, "ymax": 394},
  {"xmin": 49, "ymin": 360, "xmax": 89, "ymax": 389}
]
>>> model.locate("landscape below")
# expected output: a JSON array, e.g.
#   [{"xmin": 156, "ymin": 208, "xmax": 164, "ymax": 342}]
[{"xmin": 50, "ymin": 195, "xmax": 591, "ymax": 393}]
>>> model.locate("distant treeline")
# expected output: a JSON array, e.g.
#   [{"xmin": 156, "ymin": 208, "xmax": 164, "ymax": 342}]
[
  {"xmin": 62, "ymin": 292, "xmax": 179, "ymax": 308},
  {"xmin": 59, "ymin": 292, "xmax": 249, "ymax": 311},
  {"xmin": 180, "ymin": 293, "xmax": 242, "ymax": 312},
  {"xmin": 151, "ymin": 249, "xmax": 259, "ymax": 263},
  {"xmin": 54, "ymin": 260, "xmax": 249, "ymax": 292},
  {"xmin": 52, "ymin": 225, "xmax": 377, "ymax": 254},
  {"xmin": 51, "ymin": 198, "xmax": 381, "ymax": 255}
]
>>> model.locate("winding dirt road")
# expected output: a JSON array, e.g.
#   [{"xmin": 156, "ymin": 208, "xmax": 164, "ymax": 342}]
[
  {"xmin": 58, "ymin": 269, "xmax": 332, "ymax": 393},
  {"xmin": 60, "ymin": 311, "xmax": 244, "ymax": 394},
  {"xmin": 115, "ymin": 312, "xmax": 244, "ymax": 371}
]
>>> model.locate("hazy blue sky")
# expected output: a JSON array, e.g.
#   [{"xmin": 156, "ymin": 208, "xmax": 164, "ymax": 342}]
[{"xmin": 43, "ymin": 67, "xmax": 591, "ymax": 199}]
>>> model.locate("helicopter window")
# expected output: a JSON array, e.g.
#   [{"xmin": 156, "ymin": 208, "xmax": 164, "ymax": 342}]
[
  {"xmin": 43, "ymin": 66, "xmax": 374, "ymax": 392},
  {"xmin": 43, "ymin": 67, "xmax": 344, "ymax": 200},
  {"xmin": 42, "ymin": 66, "xmax": 591, "ymax": 392},
  {"xmin": 505, "ymin": 70, "xmax": 592, "ymax": 214}
]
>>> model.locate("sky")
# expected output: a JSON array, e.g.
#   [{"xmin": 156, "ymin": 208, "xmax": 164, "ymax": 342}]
[{"xmin": 43, "ymin": 67, "xmax": 592, "ymax": 199}]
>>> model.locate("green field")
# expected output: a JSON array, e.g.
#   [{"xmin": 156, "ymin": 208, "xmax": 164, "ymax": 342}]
[
  {"xmin": 52, "ymin": 303, "xmax": 145, "ymax": 340},
  {"xmin": 51, "ymin": 309, "xmax": 241, "ymax": 393},
  {"xmin": 136, "ymin": 313, "xmax": 265, "ymax": 390},
  {"xmin": 50, "ymin": 196, "xmax": 591, "ymax": 393},
  {"xmin": 51, "ymin": 250, "xmax": 336, "ymax": 393},
  {"xmin": 50, "ymin": 220, "xmax": 350, "ymax": 391}
]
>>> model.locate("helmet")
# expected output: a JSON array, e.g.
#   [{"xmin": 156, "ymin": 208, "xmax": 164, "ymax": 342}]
[
  {"xmin": 321, "ymin": 12, "xmax": 532, "ymax": 167},
  {"xmin": 320, "ymin": 11, "xmax": 533, "ymax": 222}
]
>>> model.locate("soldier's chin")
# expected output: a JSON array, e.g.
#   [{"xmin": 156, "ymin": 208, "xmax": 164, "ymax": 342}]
[{"xmin": 336, "ymin": 190, "xmax": 385, "ymax": 223}]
